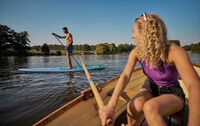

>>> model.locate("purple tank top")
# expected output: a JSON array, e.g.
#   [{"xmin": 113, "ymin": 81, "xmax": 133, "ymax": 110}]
[{"xmin": 141, "ymin": 60, "xmax": 179, "ymax": 87}]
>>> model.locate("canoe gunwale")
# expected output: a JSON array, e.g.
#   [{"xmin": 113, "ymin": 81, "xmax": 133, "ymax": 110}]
[{"xmin": 193, "ymin": 63, "xmax": 200, "ymax": 68}]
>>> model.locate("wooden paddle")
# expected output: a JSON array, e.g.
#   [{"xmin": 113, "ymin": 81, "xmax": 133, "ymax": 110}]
[{"xmin": 80, "ymin": 56, "xmax": 112, "ymax": 126}]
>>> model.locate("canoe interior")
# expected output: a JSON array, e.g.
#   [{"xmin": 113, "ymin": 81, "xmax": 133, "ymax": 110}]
[{"xmin": 33, "ymin": 64, "xmax": 200, "ymax": 126}]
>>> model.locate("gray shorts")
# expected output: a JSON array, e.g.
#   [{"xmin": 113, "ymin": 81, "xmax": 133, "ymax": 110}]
[{"xmin": 142, "ymin": 79, "xmax": 185, "ymax": 103}]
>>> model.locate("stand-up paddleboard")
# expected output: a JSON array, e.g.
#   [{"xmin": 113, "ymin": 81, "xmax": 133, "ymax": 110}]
[{"xmin": 19, "ymin": 66, "xmax": 105, "ymax": 73}]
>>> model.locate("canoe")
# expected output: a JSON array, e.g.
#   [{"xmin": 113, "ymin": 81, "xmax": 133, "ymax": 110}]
[
  {"xmin": 19, "ymin": 65, "xmax": 105, "ymax": 73},
  {"xmin": 33, "ymin": 63, "xmax": 200, "ymax": 126}
]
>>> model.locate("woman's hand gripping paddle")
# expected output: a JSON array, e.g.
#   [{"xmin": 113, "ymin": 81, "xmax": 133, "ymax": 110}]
[{"xmin": 79, "ymin": 56, "xmax": 112, "ymax": 126}]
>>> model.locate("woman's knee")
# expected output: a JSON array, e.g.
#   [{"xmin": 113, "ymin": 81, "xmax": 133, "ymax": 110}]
[
  {"xmin": 127, "ymin": 97, "xmax": 144, "ymax": 115},
  {"xmin": 143, "ymin": 100, "xmax": 160, "ymax": 115}
]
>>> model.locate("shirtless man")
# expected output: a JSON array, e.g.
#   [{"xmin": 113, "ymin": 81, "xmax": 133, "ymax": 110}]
[{"xmin": 52, "ymin": 27, "xmax": 73, "ymax": 69}]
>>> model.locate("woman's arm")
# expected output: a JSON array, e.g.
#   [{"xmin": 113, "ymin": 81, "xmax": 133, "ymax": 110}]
[
  {"xmin": 108, "ymin": 49, "xmax": 138, "ymax": 107},
  {"xmin": 171, "ymin": 45, "xmax": 200, "ymax": 126},
  {"xmin": 99, "ymin": 49, "xmax": 138, "ymax": 126}
]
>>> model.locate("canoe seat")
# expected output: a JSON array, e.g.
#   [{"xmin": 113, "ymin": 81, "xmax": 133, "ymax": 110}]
[
  {"xmin": 119, "ymin": 90, "xmax": 138, "ymax": 102},
  {"xmin": 107, "ymin": 89, "xmax": 138, "ymax": 102}
]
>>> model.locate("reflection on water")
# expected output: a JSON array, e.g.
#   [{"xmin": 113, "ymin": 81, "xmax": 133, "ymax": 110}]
[
  {"xmin": 0, "ymin": 54, "xmax": 199, "ymax": 126},
  {"xmin": 66, "ymin": 72, "xmax": 74, "ymax": 86}
]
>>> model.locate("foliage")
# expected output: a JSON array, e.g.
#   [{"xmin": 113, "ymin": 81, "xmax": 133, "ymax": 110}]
[
  {"xmin": 169, "ymin": 40, "xmax": 181, "ymax": 46},
  {"xmin": 31, "ymin": 45, "xmax": 41, "ymax": 51},
  {"xmin": 0, "ymin": 24, "xmax": 31, "ymax": 56},
  {"xmin": 32, "ymin": 43, "xmax": 135, "ymax": 54},
  {"xmin": 117, "ymin": 44, "xmax": 135, "ymax": 53},
  {"xmin": 0, "ymin": 25, "xmax": 13, "ymax": 53},
  {"xmin": 182, "ymin": 45, "xmax": 191, "ymax": 51},
  {"xmin": 191, "ymin": 42, "xmax": 200, "ymax": 53},
  {"xmin": 182, "ymin": 42, "xmax": 200, "ymax": 53},
  {"xmin": 96, "ymin": 43, "xmax": 110, "ymax": 54},
  {"xmin": 41, "ymin": 43, "xmax": 50, "ymax": 55},
  {"xmin": 48, "ymin": 44, "xmax": 64, "ymax": 50},
  {"xmin": 56, "ymin": 50, "xmax": 62, "ymax": 55},
  {"xmin": 109, "ymin": 43, "xmax": 117, "ymax": 53},
  {"xmin": 12, "ymin": 31, "xmax": 31, "ymax": 53},
  {"xmin": 73, "ymin": 44, "xmax": 95, "ymax": 51}
]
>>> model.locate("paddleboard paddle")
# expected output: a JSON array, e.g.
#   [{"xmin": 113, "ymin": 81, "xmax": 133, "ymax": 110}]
[{"xmin": 53, "ymin": 35, "xmax": 81, "ymax": 67}]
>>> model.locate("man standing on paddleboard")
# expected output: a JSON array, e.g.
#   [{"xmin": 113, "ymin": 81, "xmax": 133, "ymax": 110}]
[{"xmin": 52, "ymin": 27, "xmax": 73, "ymax": 69}]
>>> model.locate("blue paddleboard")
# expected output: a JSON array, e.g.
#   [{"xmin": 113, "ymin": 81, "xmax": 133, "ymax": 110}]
[{"xmin": 19, "ymin": 66, "xmax": 105, "ymax": 73}]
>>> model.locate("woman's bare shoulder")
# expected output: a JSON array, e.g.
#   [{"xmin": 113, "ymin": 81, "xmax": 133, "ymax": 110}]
[
  {"xmin": 169, "ymin": 45, "xmax": 186, "ymax": 55},
  {"xmin": 130, "ymin": 49, "xmax": 140, "ymax": 61},
  {"xmin": 168, "ymin": 45, "xmax": 187, "ymax": 63}
]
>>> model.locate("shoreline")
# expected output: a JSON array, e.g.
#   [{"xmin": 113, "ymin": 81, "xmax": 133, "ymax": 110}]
[
  {"xmin": 1, "ymin": 49, "xmax": 199, "ymax": 57},
  {"xmin": 0, "ymin": 50, "xmax": 128, "ymax": 57}
]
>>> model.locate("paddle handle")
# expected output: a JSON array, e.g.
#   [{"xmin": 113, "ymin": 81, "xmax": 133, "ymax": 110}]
[
  {"xmin": 87, "ymin": 75, "xmax": 113, "ymax": 125},
  {"xmin": 106, "ymin": 118, "xmax": 112, "ymax": 126},
  {"xmin": 80, "ymin": 56, "xmax": 112, "ymax": 125}
]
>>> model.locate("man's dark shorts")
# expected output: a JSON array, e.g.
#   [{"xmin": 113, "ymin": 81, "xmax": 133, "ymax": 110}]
[{"xmin": 67, "ymin": 44, "xmax": 73, "ymax": 54}]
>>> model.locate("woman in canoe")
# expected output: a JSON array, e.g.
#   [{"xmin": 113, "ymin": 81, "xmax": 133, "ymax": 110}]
[{"xmin": 99, "ymin": 13, "xmax": 200, "ymax": 126}]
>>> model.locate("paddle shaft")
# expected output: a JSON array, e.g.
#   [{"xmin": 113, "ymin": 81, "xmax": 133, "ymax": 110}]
[
  {"xmin": 80, "ymin": 56, "xmax": 112, "ymax": 125},
  {"xmin": 53, "ymin": 35, "xmax": 81, "ymax": 67}
]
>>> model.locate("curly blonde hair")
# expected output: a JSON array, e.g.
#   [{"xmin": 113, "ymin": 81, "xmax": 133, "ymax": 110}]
[{"xmin": 135, "ymin": 13, "xmax": 170, "ymax": 68}]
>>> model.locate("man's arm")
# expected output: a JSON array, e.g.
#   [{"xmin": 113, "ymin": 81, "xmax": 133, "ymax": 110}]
[{"xmin": 52, "ymin": 33, "xmax": 66, "ymax": 39}]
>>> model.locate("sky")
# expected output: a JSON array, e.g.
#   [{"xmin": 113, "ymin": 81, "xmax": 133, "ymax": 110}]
[{"xmin": 0, "ymin": 0, "xmax": 200, "ymax": 46}]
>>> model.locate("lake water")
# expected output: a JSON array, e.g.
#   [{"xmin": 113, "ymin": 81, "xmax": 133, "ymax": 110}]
[{"xmin": 0, "ymin": 53, "xmax": 199, "ymax": 126}]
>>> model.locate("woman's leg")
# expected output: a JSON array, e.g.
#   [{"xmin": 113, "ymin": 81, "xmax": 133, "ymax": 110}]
[
  {"xmin": 127, "ymin": 89, "xmax": 153, "ymax": 126},
  {"xmin": 143, "ymin": 94, "xmax": 184, "ymax": 126}
]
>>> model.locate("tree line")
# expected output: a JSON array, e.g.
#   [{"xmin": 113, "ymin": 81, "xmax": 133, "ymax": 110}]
[
  {"xmin": 32, "ymin": 43, "xmax": 135, "ymax": 55},
  {"xmin": 182, "ymin": 42, "xmax": 200, "ymax": 53},
  {"xmin": 1, "ymin": 24, "xmax": 199, "ymax": 56},
  {"xmin": 0, "ymin": 24, "xmax": 31, "ymax": 56},
  {"xmin": 32, "ymin": 40, "xmax": 200, "ymax": 55},
  {"xmin": 33, "ymin": 40, "xmax": 181, "ymax": 55}
]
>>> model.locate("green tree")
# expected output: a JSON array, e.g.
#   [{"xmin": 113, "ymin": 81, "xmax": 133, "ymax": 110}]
[
  {"xmin": 32, "ymin": 45, "xmax": 41, "ymax": 51},
  {"xmin": 0, "ymin": 24, "xmax": 31, "ymax": 56},
  {"xmin": 96, "ymin": 43, "xmax": 110, "ymax": 54},
  {"xmin": 83, "ymin": 44, "xmax": 91, "ymax": 51},
  {"xmin": 48, "ymin": 44, "xmax": 64, "ymax": 50},
  {"xmin": 41, "ymin": 43, "xmax": 50, "ymax": 55},
  {"xmin": 79, "ymin": 44, "xmax": 84, "ymax": 51},
  {"xmin": 117, "ymin": 44, "xmax": 135, "ymax": 53},
  {"xmin": 169, "ymin": 40, "xmax": 181, "ymax": 46},
  {"xmin": 56, "ymin": 50, "xmax": 62, "ymax": 55},
  {"xmin": 191, "ymin": 42, "xmax": 200, "ymax": 53},
  {"xmin": 0, "ymin": 25, "xmax": 14, "ymax": 55},
  {"xmin": 91, "ymin": 45, "xmax": 96, "ymax": 51},
  {"xmin": 117, "ymin": 44, "xmax": 125, "ymax": 53},
  {"xmin": 11, "ymin": 31, "xmax": 31, "ymax": 54},
  {"xmin": 182, "ymin": 45, "xmax": 191, "ymax": 51},
  {"xmin": 109, "ymin": 44, "xmax": 117, "ymax": 53}
]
